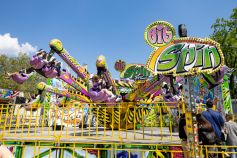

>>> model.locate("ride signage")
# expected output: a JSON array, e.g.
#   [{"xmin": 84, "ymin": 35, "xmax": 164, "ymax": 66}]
[
  {"xmin": 120, "ymin": 64, "xmax": 153, "ymax": 80},
  {"xmin": 144, "ymin": 21, "xmax": 176, "ymax": 48},
  {"xmin": 145, "ymin": 21, "xmax": 224, "ymax": 76}
]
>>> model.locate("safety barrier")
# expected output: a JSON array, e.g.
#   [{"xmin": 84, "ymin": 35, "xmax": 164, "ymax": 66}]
[
  {"xmin": 0, "ymin": 142, "xmax": 185, "ymax": 158},
  {"xmin": 198, "ymin": 144, "xmax": 237, "ymax": 158},
  {"xmin": 0, "ymin": 102, "xmax": 181, "ymax": 144},
  {"xmin": 0, "ymin": 141, "xmax": 237, "ymax": 158},
  {"xmin": 1, "ymin": 103, "xmax": 237, "ymax": 157}
]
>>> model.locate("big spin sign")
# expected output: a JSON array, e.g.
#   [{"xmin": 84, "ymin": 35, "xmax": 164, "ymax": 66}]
[{"xmin": 145, "ymin": 21, "xmax": 224, "ymax": 76}]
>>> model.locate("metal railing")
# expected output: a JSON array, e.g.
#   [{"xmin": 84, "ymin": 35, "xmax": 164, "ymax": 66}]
[
  {"xmin": 1, "ymin": 142, "xmax": 237, "ymax": 158},
  {"xmin": 1, "ymin": 103, "xmax": 237, "ymax": 157},
  {"xmin": 0, "ymin": 102, "xmax": 180, "ymax": 144}
]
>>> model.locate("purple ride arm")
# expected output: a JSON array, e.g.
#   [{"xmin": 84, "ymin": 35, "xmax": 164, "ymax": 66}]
[
  {"xmin": 15, "ymin": 63, "xmax": 89, "ymax": 97},
  {"xmin": 152, "ymin": 90, "xmax": 161, "ymax": 98},
  {"xmin": 13, "ymin": 66, "xmax": 89, "ymax": 97},
  {"xmin": 202, "ymin": 65, "xmax": 227, "ymax": 89},
  {"xmin": 49, "ymin": 39, "xmax": 89, "ymax": 81},
  {"xmin": 141, "ymin": 75, "xmax": 182, "ymax": 105},
  {"xmin": 37, "ymin": 82, "xmax": 90, "ymax": 103},
  {"xmin": 103, "ymin": 70, "xmax": 117, "ymax": 94},
  {"xmin": 125, "ymin": 75, "xmax": 169, "ymax": 101},
  {"xmin": 11, "ymin": 56, "xmax": 87, "ymax": 98},
  {"xmin": 59, "ymin": 71, "xmax": 89, "ymax": 97}
]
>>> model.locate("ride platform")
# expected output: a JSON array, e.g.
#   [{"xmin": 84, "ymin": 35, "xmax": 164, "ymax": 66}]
[{"xmin": 0, "ymin": 126, "xmax": 179, "ymax": 144}]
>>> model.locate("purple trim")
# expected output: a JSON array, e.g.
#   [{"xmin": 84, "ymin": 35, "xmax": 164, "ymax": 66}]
[
  {"xmin": 80, "ymin": 88, "xmax": 89, "ymax": 96},
  {"xmin": 153, "ymin": 90, "xmax": 161, "ymax": 97}
]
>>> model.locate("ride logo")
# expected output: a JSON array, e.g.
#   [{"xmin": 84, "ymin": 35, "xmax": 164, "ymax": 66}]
[
  {"xmin": 146, "ymin": 38, "xmax": 224, "ymax": 76},
  {"xmin": 120, "ymin": 64, "xmax": 153, "ymax": 80},
  {"xmin": 145, "ymin": 21, "xmax": 224, "ymax": 76},
  {"xmin": 144, "ymin": 21, "xmax": 176, "ymax": 48}
]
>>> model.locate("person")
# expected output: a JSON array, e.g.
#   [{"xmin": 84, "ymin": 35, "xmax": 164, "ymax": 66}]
[
  {"xmin": 54, "ymin": 61, "xmax": 61, "ymax": 76},
  {"xmin": 196, "ymin": 114, "xmax": 217, "ymax": 157},
  {"xmin": 201, "ymin": 100, "xmax": 225, "ymax": 158},
  {"xmin": 23, "ymin": 94, "xmax": 41, "ymax": 111},
  {"xmin": 225, "ymin": 113, "xmax": 237, "ymax": 158},
  {"xmin": 202, "ymin": 100, "xmax": 225, "ymax": 141},
  {"xmin": 0, "ymin": 145, "xmax": 15, "ymax": 158},
  {"xmin": 162, "ymin": 82, "xmax": 173, "ymax": 100},
  {"xmin": 196, "ymin": 113, "xmax": 217, "ymax": 145},
  {"xmin": 196, "ymin": 113, "xmax": 217, "ymax": 158},
  {"xmin": 178, "ymin": 113, "xmax": 190, "ymax": 158},
  {"xmin": 36, "ymin": 49, "xmax": 47, "ymax": 58}
]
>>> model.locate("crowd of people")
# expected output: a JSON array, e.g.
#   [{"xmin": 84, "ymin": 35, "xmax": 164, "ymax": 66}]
[{"xmin": 179, "ymin": 100, "xmax": 237, "ymax": 158}]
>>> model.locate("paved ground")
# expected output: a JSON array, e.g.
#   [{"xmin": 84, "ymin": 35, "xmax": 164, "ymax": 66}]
[{"xmin": 0, "ymin": 127, "xmax": 180, "ymax": 144}]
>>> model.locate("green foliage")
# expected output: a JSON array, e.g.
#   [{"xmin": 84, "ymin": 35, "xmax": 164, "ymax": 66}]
[
  {"xmin": 0, "ymin": 53, "xmax": 46, "ymax": 93},
  {"xmin": 210, "ymin": 7, "xmax": 237, "ymax": 98}
]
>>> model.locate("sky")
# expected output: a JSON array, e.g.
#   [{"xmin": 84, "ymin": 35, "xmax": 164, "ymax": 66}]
[{"xmin": 0, "ymin": 0, "xmax": 236, "ymax": 78}]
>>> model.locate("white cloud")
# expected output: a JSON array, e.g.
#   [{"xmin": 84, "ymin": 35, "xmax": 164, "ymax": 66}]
[{"xmin": 0, "ymin": 33, "xmax": 37, "ymax": 56}]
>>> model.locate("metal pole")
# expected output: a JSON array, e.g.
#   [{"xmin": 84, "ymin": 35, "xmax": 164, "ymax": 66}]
[
  {"xmin": 179, "ymin": 24, "xmax": 199, "ymax": 158},
  {"xmin": 183, "ymin": 76, "xmax": 198, "ymax": 158}
]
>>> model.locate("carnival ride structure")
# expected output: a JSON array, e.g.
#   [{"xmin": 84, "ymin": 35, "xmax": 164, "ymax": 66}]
[
  {"xmin": 9, "ymin": 31, "xmax": 232, "ymax": 130},
  {"xmin": 8, "ymin": 38, "xmax": 186, "ymax": 130},
  {"xmin": 1, "ymin": 20, "xmax": 233, "ymax": 158}
]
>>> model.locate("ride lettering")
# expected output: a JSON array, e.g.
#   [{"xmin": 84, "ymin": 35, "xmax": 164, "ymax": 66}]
[
  {"xmin": 148, "ymin": 24, "xmax": 173, "ymax": 45},
  {"xmin": 124, "ymin": 66, "xmax": 151, "ymax": 79},
  {"xmin": 156, "ymin": 43, "xmax": 222, "ymax": 74}
]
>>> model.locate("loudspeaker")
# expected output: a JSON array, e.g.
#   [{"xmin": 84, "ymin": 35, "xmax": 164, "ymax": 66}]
[{"xmin": 178, "ymin": 24, "xmax": 187, "ymax": 37}]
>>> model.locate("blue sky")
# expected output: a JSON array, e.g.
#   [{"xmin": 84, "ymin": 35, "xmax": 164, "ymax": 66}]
[{"xmin": 0, "ymin": 0, "xmax": 236, "ymax": 78}]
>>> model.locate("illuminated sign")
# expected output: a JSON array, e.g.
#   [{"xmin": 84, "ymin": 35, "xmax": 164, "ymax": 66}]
[{"xmin": 145, "ymin": 21, "xmax": 224, "ymax": 76}]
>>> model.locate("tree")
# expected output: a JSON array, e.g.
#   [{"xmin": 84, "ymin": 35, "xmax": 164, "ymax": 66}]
[
  {"xmin": 210, "ymin": 7, "xmax": 237, "ymax": 98},
  {"xmin": 0, "ymin": 53, "xmax": 46, "ymax": 94}
]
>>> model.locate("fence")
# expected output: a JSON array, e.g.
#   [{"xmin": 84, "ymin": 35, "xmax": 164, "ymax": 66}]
[
  {"xmin": 1, "ymin": 142, "xmax": 237, "ymax": 158},
  {"xmin": 1, "ymin": 102, "xmax": 236, "ymax": 158},
  {"xmin": 0, "ymin": 102, "xmax": 181, "ymax": 144},
  {"xmin": 0, "ymin": 142, "xmax": 187, "ymax": 158}
]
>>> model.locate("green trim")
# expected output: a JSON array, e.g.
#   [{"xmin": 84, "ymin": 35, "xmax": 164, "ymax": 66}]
[
  {"xmin": 59, "ymin": 148, "xmax": 64, "ymax": 158},
  {"xmin": 47, "ymin": 49, "xmax": 56, "ymax": 61},
  {"xmin": 101, "ymin": 148, "xmax": 107, "ymax": 158},
  {"xmin": 15, "ymin": 146, "xmax": 23, "ymax": 158},
  {"xmin": 33, "ymin": 148, "xmax": 56, "ymax": 158},
  {"xmin": 64, "ymin": 148, "xmax": 84, "ymax": 158}
]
